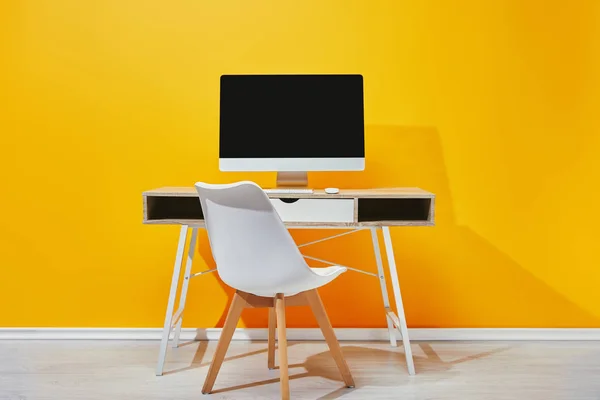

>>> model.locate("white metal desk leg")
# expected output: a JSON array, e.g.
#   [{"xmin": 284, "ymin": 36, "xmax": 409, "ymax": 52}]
[
  {"xmin": 370, "ymin": 228, "xmax": 397, "ymax": 347},
  {"xmin": 156, "ymin": 225, "xmax": 188, "ymax": 376},
  {"xmin": 172, "ymin": 227, "xmax": 198, "ymax": 348},
  {"xmin": 381, "ymin": 226, "xmax": 415, "ymax": 376}
]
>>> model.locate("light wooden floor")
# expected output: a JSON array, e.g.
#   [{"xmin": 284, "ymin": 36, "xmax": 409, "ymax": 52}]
[{"xmin": 1, "ymin": 340, "xmax": 599, "ymax": 399}]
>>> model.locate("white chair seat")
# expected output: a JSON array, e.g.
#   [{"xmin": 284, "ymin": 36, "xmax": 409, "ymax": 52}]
[
  {"xmin": 249, "ymin": 266, "xmax": 347, "ymax": 297},
  {"xmin": 194, "ymin": 181, "xmax": 350, "ymax": 298},
  {"xmin": 311, "ymin": 266, "xmax": 347, "ymax": 277}
]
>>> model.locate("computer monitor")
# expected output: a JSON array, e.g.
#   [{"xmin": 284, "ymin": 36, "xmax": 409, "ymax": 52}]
[{"xmin": 219, "ymin": 74, "xmax": 365, "ymax": 187}]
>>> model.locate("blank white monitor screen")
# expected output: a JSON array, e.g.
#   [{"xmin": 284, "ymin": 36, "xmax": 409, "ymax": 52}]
[{"xmin": 219, "ymin": 74, "xmax": 365, "ymax": 170}]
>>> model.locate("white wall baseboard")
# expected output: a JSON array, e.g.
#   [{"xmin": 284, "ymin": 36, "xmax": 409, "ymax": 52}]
[{"xmin": 1, "ymin": 328, "xmax": 600, "ymax": 341}]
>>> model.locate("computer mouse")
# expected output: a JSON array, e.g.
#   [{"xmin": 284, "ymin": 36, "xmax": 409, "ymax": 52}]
[{"xmin": 325, "ymin": 187, "xmax": 340, "ymax": 194}]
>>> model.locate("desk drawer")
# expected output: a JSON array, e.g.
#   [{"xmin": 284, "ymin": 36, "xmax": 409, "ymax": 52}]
[{"xmin": 270, "ymin": 198, "xmax": 355, "ymax": 223}]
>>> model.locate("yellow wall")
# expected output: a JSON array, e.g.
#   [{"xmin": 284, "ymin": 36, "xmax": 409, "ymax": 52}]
[{"xmin": 1, "ymin": 0, "xmax": 599, "ymax": 328}]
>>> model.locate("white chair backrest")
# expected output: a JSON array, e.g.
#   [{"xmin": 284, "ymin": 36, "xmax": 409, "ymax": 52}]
[{"xmin": 194, "ymin": 181, "xmax": 312, "ymax": 294}]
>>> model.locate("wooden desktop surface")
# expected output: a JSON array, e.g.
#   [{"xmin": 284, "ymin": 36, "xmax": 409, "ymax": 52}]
[{"xmin": 143, "ymin": 187, "xmax": 434, "ymax": 199}]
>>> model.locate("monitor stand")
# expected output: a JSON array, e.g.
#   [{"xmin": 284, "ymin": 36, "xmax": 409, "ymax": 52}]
[{"xmin": 276, "ymin": 171, "xmax": 308, "ymax": 187}]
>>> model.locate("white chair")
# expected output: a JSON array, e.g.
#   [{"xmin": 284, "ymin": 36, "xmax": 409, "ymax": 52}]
[{"xmin": 195, "ymin": 181, "xmax": 355, "ymax": 399}]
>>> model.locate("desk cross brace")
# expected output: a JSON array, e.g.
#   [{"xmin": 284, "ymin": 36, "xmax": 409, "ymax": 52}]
[
  {"xmin": 303, "ymin": 254, "xmax": 378, "ymax": 278},
  {"xmin": 298, "ymin": 229, "xmax": 377, "ymax": 277},
  {"xmin": 155, "ymin": 225, "xmax": 415, "ymax": 377}
]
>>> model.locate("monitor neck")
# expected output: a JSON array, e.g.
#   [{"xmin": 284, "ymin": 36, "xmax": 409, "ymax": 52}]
[{"xmin": 276, "ymin": 171, "xmax": 308, "ymax": 187}]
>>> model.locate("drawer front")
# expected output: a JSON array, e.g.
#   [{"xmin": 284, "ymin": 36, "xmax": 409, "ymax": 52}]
[{"xmin": 270, "ymin": 198, "xmax": 355, "ymax": 223}]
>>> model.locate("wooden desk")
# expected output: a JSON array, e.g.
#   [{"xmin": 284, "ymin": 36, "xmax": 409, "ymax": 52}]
[{"xmin": 143, "ymin": 187, "xmax": 435, "ymax": 376}]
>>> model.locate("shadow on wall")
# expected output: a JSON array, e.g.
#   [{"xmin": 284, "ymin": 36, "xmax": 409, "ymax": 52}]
[{"xmin": 194, "ymin": 125, "xmax": 598, "ymax": 328}]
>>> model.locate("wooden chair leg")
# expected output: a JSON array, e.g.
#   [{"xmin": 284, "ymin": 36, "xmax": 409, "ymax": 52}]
[
  {"xmin": 275, "ymin": 294, "xmax": 290, "ymax": 400},
  {"xmin": 268, "ymin": 307, "xmax": 277, "ymax": 370},
  {"xmin": 202, "ymin": 292, "xmax": 246, "ymax": 394},
  {"xmin": 305, "ymin": 289, "xmax": 355, "ymax": 388}
]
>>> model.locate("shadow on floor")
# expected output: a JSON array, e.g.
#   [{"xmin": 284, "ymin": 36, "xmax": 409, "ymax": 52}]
[{"xmin": 168, "ymin": 341, "xmax": 510, "ymax": 398}]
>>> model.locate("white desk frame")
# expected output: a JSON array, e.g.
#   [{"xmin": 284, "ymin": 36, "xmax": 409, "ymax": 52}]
[{"xmin": 155, "ymin": 225, "xmax": 414, "ymax": 376}]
